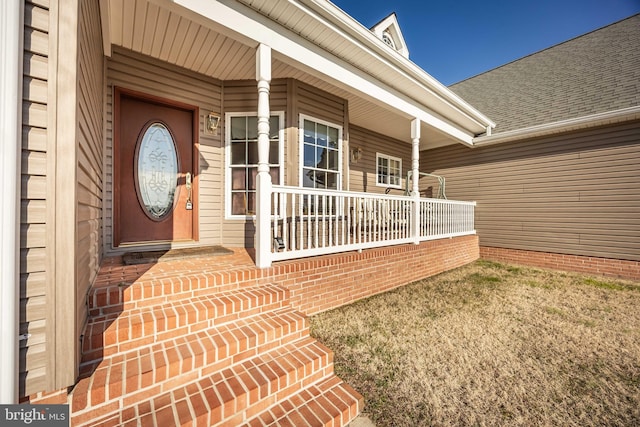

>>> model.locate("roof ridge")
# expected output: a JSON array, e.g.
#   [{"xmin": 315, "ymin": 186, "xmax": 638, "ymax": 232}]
[
  {"xmin": 369, "ymin": 11, "xmax": 397, "ymax": 31},
  {"xmin": 450, "ymin": 13, "xmax": 640, "ymax": 87}
]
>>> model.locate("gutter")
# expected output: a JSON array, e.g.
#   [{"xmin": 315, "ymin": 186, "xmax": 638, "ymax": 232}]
[
  {"xmin": 0, "ymin": 0, "xmax": 23, "ymax": 404},
  {"xmin": 472, "ymin": 106, "xmax": 640, "ymax": 147}
]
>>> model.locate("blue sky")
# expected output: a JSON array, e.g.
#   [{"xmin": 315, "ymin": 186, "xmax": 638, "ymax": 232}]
[{"xmin": 332, "ymin": 0, "xmax": 640, "ymax": 85}]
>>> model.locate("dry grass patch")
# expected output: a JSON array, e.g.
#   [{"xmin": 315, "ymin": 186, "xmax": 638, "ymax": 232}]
[{"xmin": 310, "ymin": 260, "xmax": 640, "ymax": 426}]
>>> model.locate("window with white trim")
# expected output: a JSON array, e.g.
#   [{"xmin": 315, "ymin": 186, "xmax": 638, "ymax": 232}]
[
  {"xmin": 225, "ymin": 112, "xmax": 284, "ymax": 218},
  {"xmin": 376, "ymin": 153, "xmax": 402, "ymax": 188},
  {"xmin": 299, "ymin": 115, "xmax": 342, "ymax": 190}
]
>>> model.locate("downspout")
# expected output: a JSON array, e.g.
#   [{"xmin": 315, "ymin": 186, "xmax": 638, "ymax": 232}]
[{"xmin": 0, "ymin": 0, "xmax": 24, "ymax": 404}]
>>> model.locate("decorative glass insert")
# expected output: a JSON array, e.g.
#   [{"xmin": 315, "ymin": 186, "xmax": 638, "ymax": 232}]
[
  {"xmin": 136, "ymin": 122, "xmax": 178, "ymax": 220},
  {"xmin": 376, "ymin": 153, "xmax": 402, "ymax": 188},
  {"xmin": 301, "ymin": 117, "xmax": 341, "ymax": 190},
  {"xmin": 228, "ymin": 114, "xmax": 282, "ymax": 216},
  {"xmin": 382, "ymin": 31, "xmax": 396, "ymax": 49}
]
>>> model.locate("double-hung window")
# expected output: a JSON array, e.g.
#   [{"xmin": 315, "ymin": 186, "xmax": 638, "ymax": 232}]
[
  {"xmin": 300, "ymin": 115, "xmax": 342, "ymax": 190},
  {"xmin": 226, "ymin": 112, "xmax": 284, "ymax": 218},
  {"xmin": 376, "ymin": 153, "xmax": 402, "ymax": 188}
]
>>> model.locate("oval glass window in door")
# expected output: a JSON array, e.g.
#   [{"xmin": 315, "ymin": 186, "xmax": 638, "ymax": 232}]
[{"xmin": 135, "ymin": 122, "xmax": 179, "ymax": 220}]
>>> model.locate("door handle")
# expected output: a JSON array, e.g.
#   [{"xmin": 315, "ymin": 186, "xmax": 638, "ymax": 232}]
[{"xmin": 185, "ymin": 172, "xmax": 193, "ymax": 210}]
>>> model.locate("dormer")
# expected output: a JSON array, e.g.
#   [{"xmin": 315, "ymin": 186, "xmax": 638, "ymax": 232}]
[{"xmin": 370, "ymin": 13, "xmax": 409, "ymax": 58}]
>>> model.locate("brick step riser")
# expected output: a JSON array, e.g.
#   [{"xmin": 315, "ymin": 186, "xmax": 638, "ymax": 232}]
[
  {"xmin": 82, "ymin": 299, "xmax": 287, "ymax": 362},
  {"xmin": 242, "ymin": 375, "xmax": 364, "ymax": 427},
  {"xmin": 71, "ymin": 339, "xmax": 335, "ymax": 427},
  {"xmin": 74, "ymin": 326, "xmax": 312, "ymax": 414},
  {"xmin": 82, "ymin": 287, "xmax": 289, "ymax": 361},
  {"xmin": 88, "ymin": 276, "xmax": 271, "ymax": 316}
]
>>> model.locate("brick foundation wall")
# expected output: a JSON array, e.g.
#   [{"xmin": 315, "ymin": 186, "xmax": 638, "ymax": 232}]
[
  {"xmin": 277, "ymin": 235, "xmax": 479, "ymax": 315},
  {"xmin": 480, "ymin": 246, "xmax": 640, "ymax": 281}
]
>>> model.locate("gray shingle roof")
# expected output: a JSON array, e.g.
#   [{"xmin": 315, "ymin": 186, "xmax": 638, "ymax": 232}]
[{"xmin": 449, "ymin": 14, "xmax": 640, "ymax": 134}]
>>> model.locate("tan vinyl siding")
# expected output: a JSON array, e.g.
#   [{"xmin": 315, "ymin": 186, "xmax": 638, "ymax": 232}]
[
  {"xmin": 295, "ymin": 82, "xmax": 346, "ymax": 126},
  {"xmin": 20, "ymin": 0, "xmax": 49, "ymax": 396},
  {"xmin": 105, "ymin": 48, "xmax": 223, "ymax": 253},
  {"xmin": 289, "ymin": 81, "xmax": 349, "ymax": 189},
  {"xmin": 77, "ymin": 0, "xmax": 103, "ymax": 348},
  {"xmin": 348, "ymin": 125, "xmax": 410, "ymax": 194},
  {"xmin": 422, "ymin": 121, "xmax": 640, "ymax": 261}
]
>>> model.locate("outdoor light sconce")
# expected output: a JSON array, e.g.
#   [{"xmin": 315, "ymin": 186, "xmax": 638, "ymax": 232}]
[
  {"xmin": 350, "ymin": 146, "xmax": 363, "ymax": 163},
  {"xmin": 205, "ymin": 112, "xmax": 220, "ymax": 135},
  {"xmin": 273, "ymin": 237, "xmax": 285, "ymax": 251}
]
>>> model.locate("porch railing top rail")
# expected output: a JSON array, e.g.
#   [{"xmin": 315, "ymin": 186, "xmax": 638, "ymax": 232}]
[{"xmin": 271, "ymin": 185, "xmax": 476, "ymax": 205}]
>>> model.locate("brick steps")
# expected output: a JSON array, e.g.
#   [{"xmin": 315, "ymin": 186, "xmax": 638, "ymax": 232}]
[
  {"xmin": 72, "ymin": 337, "xmax": 351, "ymax": 426},
  {"xmin": 82, "ymin": 284, "xmax": 289, "ymax": 362},
  {"xmin": 72, "ymin": 263, "xmax": 362, "ymax": 426},
  {"xmin": 73, "ymin": 307, "xmax": 309, "ymax": 414}
]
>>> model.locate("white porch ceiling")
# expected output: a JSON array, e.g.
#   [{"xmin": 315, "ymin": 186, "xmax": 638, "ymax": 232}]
[{"xmin": 104, "ymin": 0, "xmax": 472, "ymax": 148}]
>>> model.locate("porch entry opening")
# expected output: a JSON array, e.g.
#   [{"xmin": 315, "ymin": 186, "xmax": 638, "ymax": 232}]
[{"xmin": 114, "ymin": 88, "xmax": 198, "ymax": 246}]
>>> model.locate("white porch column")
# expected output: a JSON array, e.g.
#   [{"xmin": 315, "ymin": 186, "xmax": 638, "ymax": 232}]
[
  {"xmin": 255, "ymin": 44, "xmax": 272, "ymax": 268},
  {"xmin": 0, "ymin": 0, "xmax": 23, "ymax": 404},
  {"xmin": 411, "ymin": 119, "xmax": 421, "ymax": 244}
]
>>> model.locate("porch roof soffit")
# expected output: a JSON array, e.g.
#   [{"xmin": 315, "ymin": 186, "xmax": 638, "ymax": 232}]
[{"xmin": 144, "ymin": 0, "xmax": 494, "ymax": 145}]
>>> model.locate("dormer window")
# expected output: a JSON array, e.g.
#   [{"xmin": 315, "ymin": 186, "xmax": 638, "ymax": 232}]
[
  {"xmin": 370, "ymin": 13, "xmax": 409, "ymax": 58},
  {"xmin": 382, "ymin": 31, "xmax": 396, "ymax": 49}
]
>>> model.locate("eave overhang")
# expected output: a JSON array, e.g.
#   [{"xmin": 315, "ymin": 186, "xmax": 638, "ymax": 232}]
[
  {"xmin": 162, "ymin": 0, "xmax": 494, "ymax": 146},
  {"xmin": 297, "ymin": 0, "xmax": 495, "ymax": 131}
]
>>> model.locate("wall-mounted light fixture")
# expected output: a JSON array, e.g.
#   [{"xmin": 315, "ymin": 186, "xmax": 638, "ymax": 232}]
[
  {"xmin": 350, "ymin": 146, "xmax": 363, "ymax": 163},
  {"xmin": 205, "ymin": 112, "xmax": 220, "ymax": 135}
]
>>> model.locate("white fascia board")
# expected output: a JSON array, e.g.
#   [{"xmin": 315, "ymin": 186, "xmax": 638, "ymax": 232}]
[
  {"xmin": 299, "ymin": 0, "xmax": 496, "ymax": 130},
  {"xmin": 473, "ymin": 106, "xmax": 640, "ymax": 147},
  {"xmin": 170, "ymin": 0, "xmax": 475, "ymax": 144}
]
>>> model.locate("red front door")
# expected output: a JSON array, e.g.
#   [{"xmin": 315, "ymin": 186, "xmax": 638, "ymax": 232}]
[{"xmin": 114, "ymin": 88, "xmax": 198, "ymax": 246}]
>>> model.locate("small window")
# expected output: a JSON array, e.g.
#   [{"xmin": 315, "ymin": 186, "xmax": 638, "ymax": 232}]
[
  {"xmin": 382, "ymin": 31, "xmax": 396, "ymax": 49},
  {"xmin": 225, "ymin": 112, "xmax": 284, "ymax": 218},
  {"xmin": 299, "ymin": 115, "xmax": 342, "ymax": 190},
  {"xmin": 376, "ymin": 153, "xmax": 402, "ymax": 188}
]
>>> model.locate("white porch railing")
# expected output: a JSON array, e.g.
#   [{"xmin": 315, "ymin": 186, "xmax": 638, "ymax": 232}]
[
  {"xmin": 268, "ymin": 186, "xmax": 475, "ymax": 262},
  {"xmin": 418, "ymin": 198, "xmax": 477, "ymax": 240}
]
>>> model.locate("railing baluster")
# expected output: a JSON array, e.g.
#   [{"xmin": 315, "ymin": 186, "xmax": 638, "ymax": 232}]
[
  {"xmin": 328, "ymin": 195, "xmax": 333, "ymax": 247},
  {"xmin": 291, "ymin": 193, "xmax": 296, "ymax": 251},
  {"xmin": 272, "ymin": 192, "xmax": 278, "ymax": 251},
  {"xmin": 297, "ymin": 192, "xmax": 302, "ymax": 250},
  {"xmin": 369, "ymin": 198, "xmax": 373, "ymax": 243},
  {"xmin": 335, "ymin": 196, "xmax": 340, "ymax": 246},
  {"xmin": 308, "ymin": 193, "xmax": 312, "ymax": 249},
  {"xmin": 344, "ymin": 197, "xmax": 348, "ymax": 245},
  {"xmin": 312, "ymin": 194, "xmax": 317, "ymax": 249}
]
